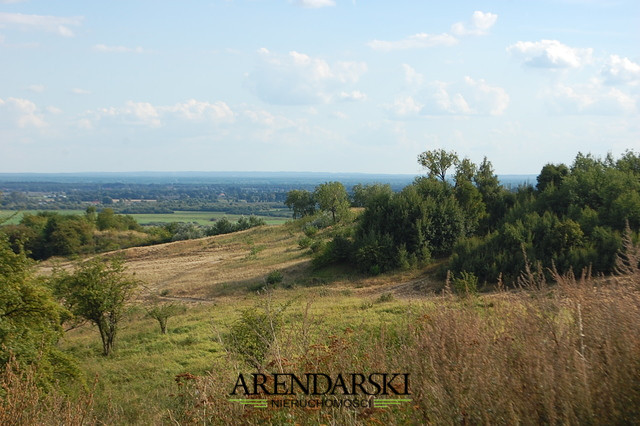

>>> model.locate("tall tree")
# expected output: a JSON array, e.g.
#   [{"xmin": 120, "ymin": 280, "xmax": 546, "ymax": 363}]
[
  {"xmin": 314, "ymin": 182, "xmax": 350, "ymax": 223},
  {"xmin": 284, "ymin": 190, "xmax": 316, "ymax": 219},
  {"xmin": 417, "ymin": 149, "xmax": 459, "ymax": 182},
  {"xmin": 51, "ymin": 257, "xmax": 140, "ymax": 356}
]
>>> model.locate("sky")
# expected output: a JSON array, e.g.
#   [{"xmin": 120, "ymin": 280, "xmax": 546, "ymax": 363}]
[{"xmin": 0, "ymin": 0, "xmax": 638, "ymax": 175}]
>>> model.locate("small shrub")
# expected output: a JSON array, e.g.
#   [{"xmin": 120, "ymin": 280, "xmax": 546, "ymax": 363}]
[
  {"xmin": 265, "ymin": 270, "xmax": 283, "ymax": 286},
  {"xmin": 310, "ymin": 240, "xmax": 326, "ymax": 254},
  {"xmin": 303, "ymin": 226, "xmax": 318, "ymax": 238},
  {"xmin": 298, "ymin": 236, "xmax": 312, "ymax": 249},
  {"xmin": 452, "ymin": 271, "xmax": 479, "ymax": 296},
  {"xmin": 375, "ymin": 292, "xmax": 395, "ymax": 303}
]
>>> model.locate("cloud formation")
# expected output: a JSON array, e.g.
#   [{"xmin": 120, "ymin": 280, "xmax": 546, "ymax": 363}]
[
  {"xmin": 507, "ymin": 39, "xmax": 593, "ymax": 68},
  {"xmin": 247, "ymin": 49, "xmax": 367, "ymax": 104},
  {"xmin": 601, "ymin": 55, "xmax": 640, "ymax": 86},
  {"xmin": 368, "ymin": 33, "xmax": 457, "ymax": 51},
  {"xmin": 391, "ymin": 76, "xmax": 509, "ymax": 117},
  {"xmin": 93, "ymin": 44, "xmax": 145, "ymax": 53},
  {"xmin": 451, "ymin": 11, "xmax": 498, "ymax": 36},
  {"xmin": 295, "ymin": 0, "xmax": 336, "ymax": 8},
  {"xmin": 0, "ymin": 12, "xmax": 83, "ymax": 37},
  {"xmin": 369, "ymin": 11, "xmax": 497, "ymax": 51},
  {"xmin": 0, "ymin": 97, "xmax": 47, "ymax": 128},
  {"xmin": 546, "ymin": 82, "xmax": 638, "ymax": 115},
  {"xmin": 87, "ymin": 99, "xmax": 234, "ymax": 128}
]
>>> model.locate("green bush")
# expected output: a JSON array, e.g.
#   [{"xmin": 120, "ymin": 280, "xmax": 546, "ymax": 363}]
[
  {"xmin": 265, "ymin": 270, "xmax": 283, "ymax": 286},
  {"xmin": 452, "ymin": 271, "xmax": 479, "ymax": 296}
]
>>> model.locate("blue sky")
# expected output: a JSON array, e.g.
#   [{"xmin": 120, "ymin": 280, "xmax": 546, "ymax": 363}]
[{"xmin": 0, "ymin": 0, "xmax": 638, "ymax": 174}]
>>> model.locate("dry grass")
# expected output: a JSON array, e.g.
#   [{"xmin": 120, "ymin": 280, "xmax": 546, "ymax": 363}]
[
  {"xmin": 168, "ymin": 269, "xmax": 640, "ymax": 425},
  {"xmin": 16, "ymin": 224, "xmax": 640, "ymax": 424},
  {"xmin": 0, "ymin": 357, "xmax": 97, "ymax": 425}
]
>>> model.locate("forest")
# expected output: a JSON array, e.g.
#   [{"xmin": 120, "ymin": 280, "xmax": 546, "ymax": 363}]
[{"xmin": 303, "ymin": 150, "xmax": 640, "ymax": 287}]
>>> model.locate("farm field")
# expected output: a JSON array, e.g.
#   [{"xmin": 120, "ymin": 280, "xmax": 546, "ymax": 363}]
[{"xmin": 0, "ymin": 209, "xmax": 288, "ymax": 226}]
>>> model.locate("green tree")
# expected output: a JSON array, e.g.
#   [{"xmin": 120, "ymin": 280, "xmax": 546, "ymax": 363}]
[
  {"xmin": 351, "ymin": 183, "xmax": 393, "ymax": 207},
  {"xmin": 51, "ymin": 257, "xmax": 140, "ymax": 356},
  {"xmin": 417, "ymin": 149, "xmax": 459, "ymax": 182},
  {"xmin": 0, "ymin": 237, "xmax": 75, "ymax": 384},
  {"xmin": 96, "ymin": 208, "xmax": 117, "ymax": 231},
  {"xmin": 536, "ymin": 163, "xmax": 569, "ymax": 192},
  {"xmin": 146, "ymin": 302, "xmax": 186, "ymax": 334},
  {"xmin": 454, "ymin": 157, "xmax": 477, "ymax": 187},
  {"xmin": 314, "ymin": 182, "xmax": 350, "ymax": 223},
  {"xmin": 284, "ymin": 190, "xmax": 316, "ymax": 219}
]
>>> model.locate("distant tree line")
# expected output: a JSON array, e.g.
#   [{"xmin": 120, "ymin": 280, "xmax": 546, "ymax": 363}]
[
  {"xmin": 0, "ymin": 208, "xmax": 266, "ymax": 260},
  {"xmin": 301, "ymin": 150, "xmax": 640, "ymax": 286}
]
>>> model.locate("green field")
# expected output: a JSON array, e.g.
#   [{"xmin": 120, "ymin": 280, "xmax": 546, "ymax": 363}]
[{"xmin": 0, "ymin": 210, "xmax": 288, "ymax": 226}]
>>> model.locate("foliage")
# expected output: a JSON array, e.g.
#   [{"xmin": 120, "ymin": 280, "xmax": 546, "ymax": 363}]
[
  {"xmin": 450, "ymin": 151, "xmax": 640, "ymax": 285},
  {"xmin": 0, "ymin": 237, "xmax": 78, "ymax": 386},
  {"xmin": 264, "ymin": 270, "xmax": 284, "ymax": 286},
  {"xmin": 51, "ymin": 257, "xmax": 140, "ymax": 356},
  {"xmin": 223, "ymin": 298, "xmax": 289, "ymax": 369},
  {"xmin": 284, "ymin": 190, "xmax": 316, "ymax": 219},
  {"xmin": 314, "ymin": 181, "xmax": 351, "ymax": 224},
  {"xmin": 451, "ymin": 271, "xmax": 479, "ymax": 296},
  {"xmin": 417, "ymin": 149, "xmax": 459, "ymax": 182},
  {"xmin": 146, "ymin": 302, "xmax": 187, "ymax": 334}
]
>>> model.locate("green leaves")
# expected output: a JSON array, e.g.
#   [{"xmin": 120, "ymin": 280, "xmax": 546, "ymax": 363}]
[{"xmin": 51, "ymin": 256, "xmax": 139, "ymax": 356}]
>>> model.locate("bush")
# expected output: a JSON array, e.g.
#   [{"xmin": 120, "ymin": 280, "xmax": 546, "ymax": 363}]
[
  {"xmin": 297, "ymin": 236, "xmax": 312, "ymax": 249},
  {"xmin": 452, "ymin": 271, "xmax": 479, "ymax": 296},
  {"xmin": 265, "ymin": 270, "xmax": 283, "ymax": 286}
]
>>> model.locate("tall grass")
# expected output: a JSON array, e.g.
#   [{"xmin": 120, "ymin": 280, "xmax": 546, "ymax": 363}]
[
  {"xmin": 170, "ymin": 269, "xmax": 640, "ymax": 425},
  {"xmin": 0, "ymin": 356, "xmax": 97, "ymax": 425}
]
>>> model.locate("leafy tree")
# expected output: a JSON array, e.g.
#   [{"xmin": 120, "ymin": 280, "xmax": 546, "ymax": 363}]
[
  {"xmin": 146, "ymin": 302, "xmax": 186, "ymax": 334},
  {"xmin": 0, "ymin": 237, "xmax": 76, "ymax": 384},
  {"xmin": 284, "ymin": 190, "xmax": 316, "ymax": 219},
  {"xmin": 454, "ymin": 157, "xmax": 477, "ymax": 187},
  {"xmin": 96, "ymin": 208, "xmax": 118, "ymax": 231},
  {"xmin": 314, "ymin": 182, "xmax": 350, "ymax": 223},
  {"xmin": 417, "ymin": 149, "xmax": 459, "ymax": 182},
  {"xmin": 351, "ymin": 183, "xmax": 393, "ymax": 207},
  {"xmin": 51, "ymin": 257, "xmax": 140, "ymax": 356},
  {"xmin": 42, "ymin": 215, "xmax": 94, "ymax": 258},
  {"xmin": 536, "ymin": 163, "xmax": 569, "ymax": 192}
]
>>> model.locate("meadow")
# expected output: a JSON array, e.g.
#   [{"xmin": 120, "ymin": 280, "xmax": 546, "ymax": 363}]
[{"xmin": 4, "ymin": 221, "xmax": 639, "ymax": 425}]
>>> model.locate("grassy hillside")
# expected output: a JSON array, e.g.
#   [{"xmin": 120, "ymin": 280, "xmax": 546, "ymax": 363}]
[{"xmin": 5, "ymin": 222, "xmax": 639, "ymax": 425}]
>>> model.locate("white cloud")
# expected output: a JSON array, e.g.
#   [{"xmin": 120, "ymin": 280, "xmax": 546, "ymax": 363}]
[
  {"xmin": 86, "ymin": 99, "xmax": 235, "ymax": 128},
  {"xmin": 165, "ymin": 99, "xmax": 234, "ymax": 122},
  {"xmin": 0, "ymin": 97, "xmax": 47, "ymax": 128},
  {"xmin": 391, "ymin": 77, "xmax": 509, "ymax": 117},
  {"xmin": 0, "ymin": 12, "xmax": 83, "ymax": 37},
  {"xmin": 46, "ymin": 106, "xmax": 62, "ymax": 114},
  {"xmin": 368, "ymin": 33, "xmax": 457, "ymax": 51},
  {"xmin": 295, "ymin": 0, "xmax": 336, "ymax": 8},
  {"xmin": 546, "ymin": 81, "xmax": 638, "ymax": 115},
  {"xmin": 462, "ymin": 76, "xmax": 510, "ymax": 115},
  {"xmin": 403, "ymin": 64, "xmax": 424, "ymax": 86},
  {"xmin": 601, "ymin": 55, "xmax": 640, "ymax": 85},
  {"xmin": 390, "ymin": 96, "xmax": 424, "ymax": 117},
  {"xmin": 338, "ymin": 91, "xmax": 367, "ymax": 102},
  {"xmin": 27, "ymin": 84, "xmax": 45, "ymax": 93},
  {"xmin": 451, "ymin": 11, "xmax": 498, "ymax": 36},
  {"xmin": 247, "ymin": 49, "xmax": 367, "ymax": 105},
  {"xmin": 71, "ymin": 88, "xmax": 91, "ymax": 95},
  {"xmin": 92, "ymin": 44, "xmax": 145, "ymax": 53},
  {"xmin": 507, "ymin": 39, "xmax": 593, "ymax": 68}
]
